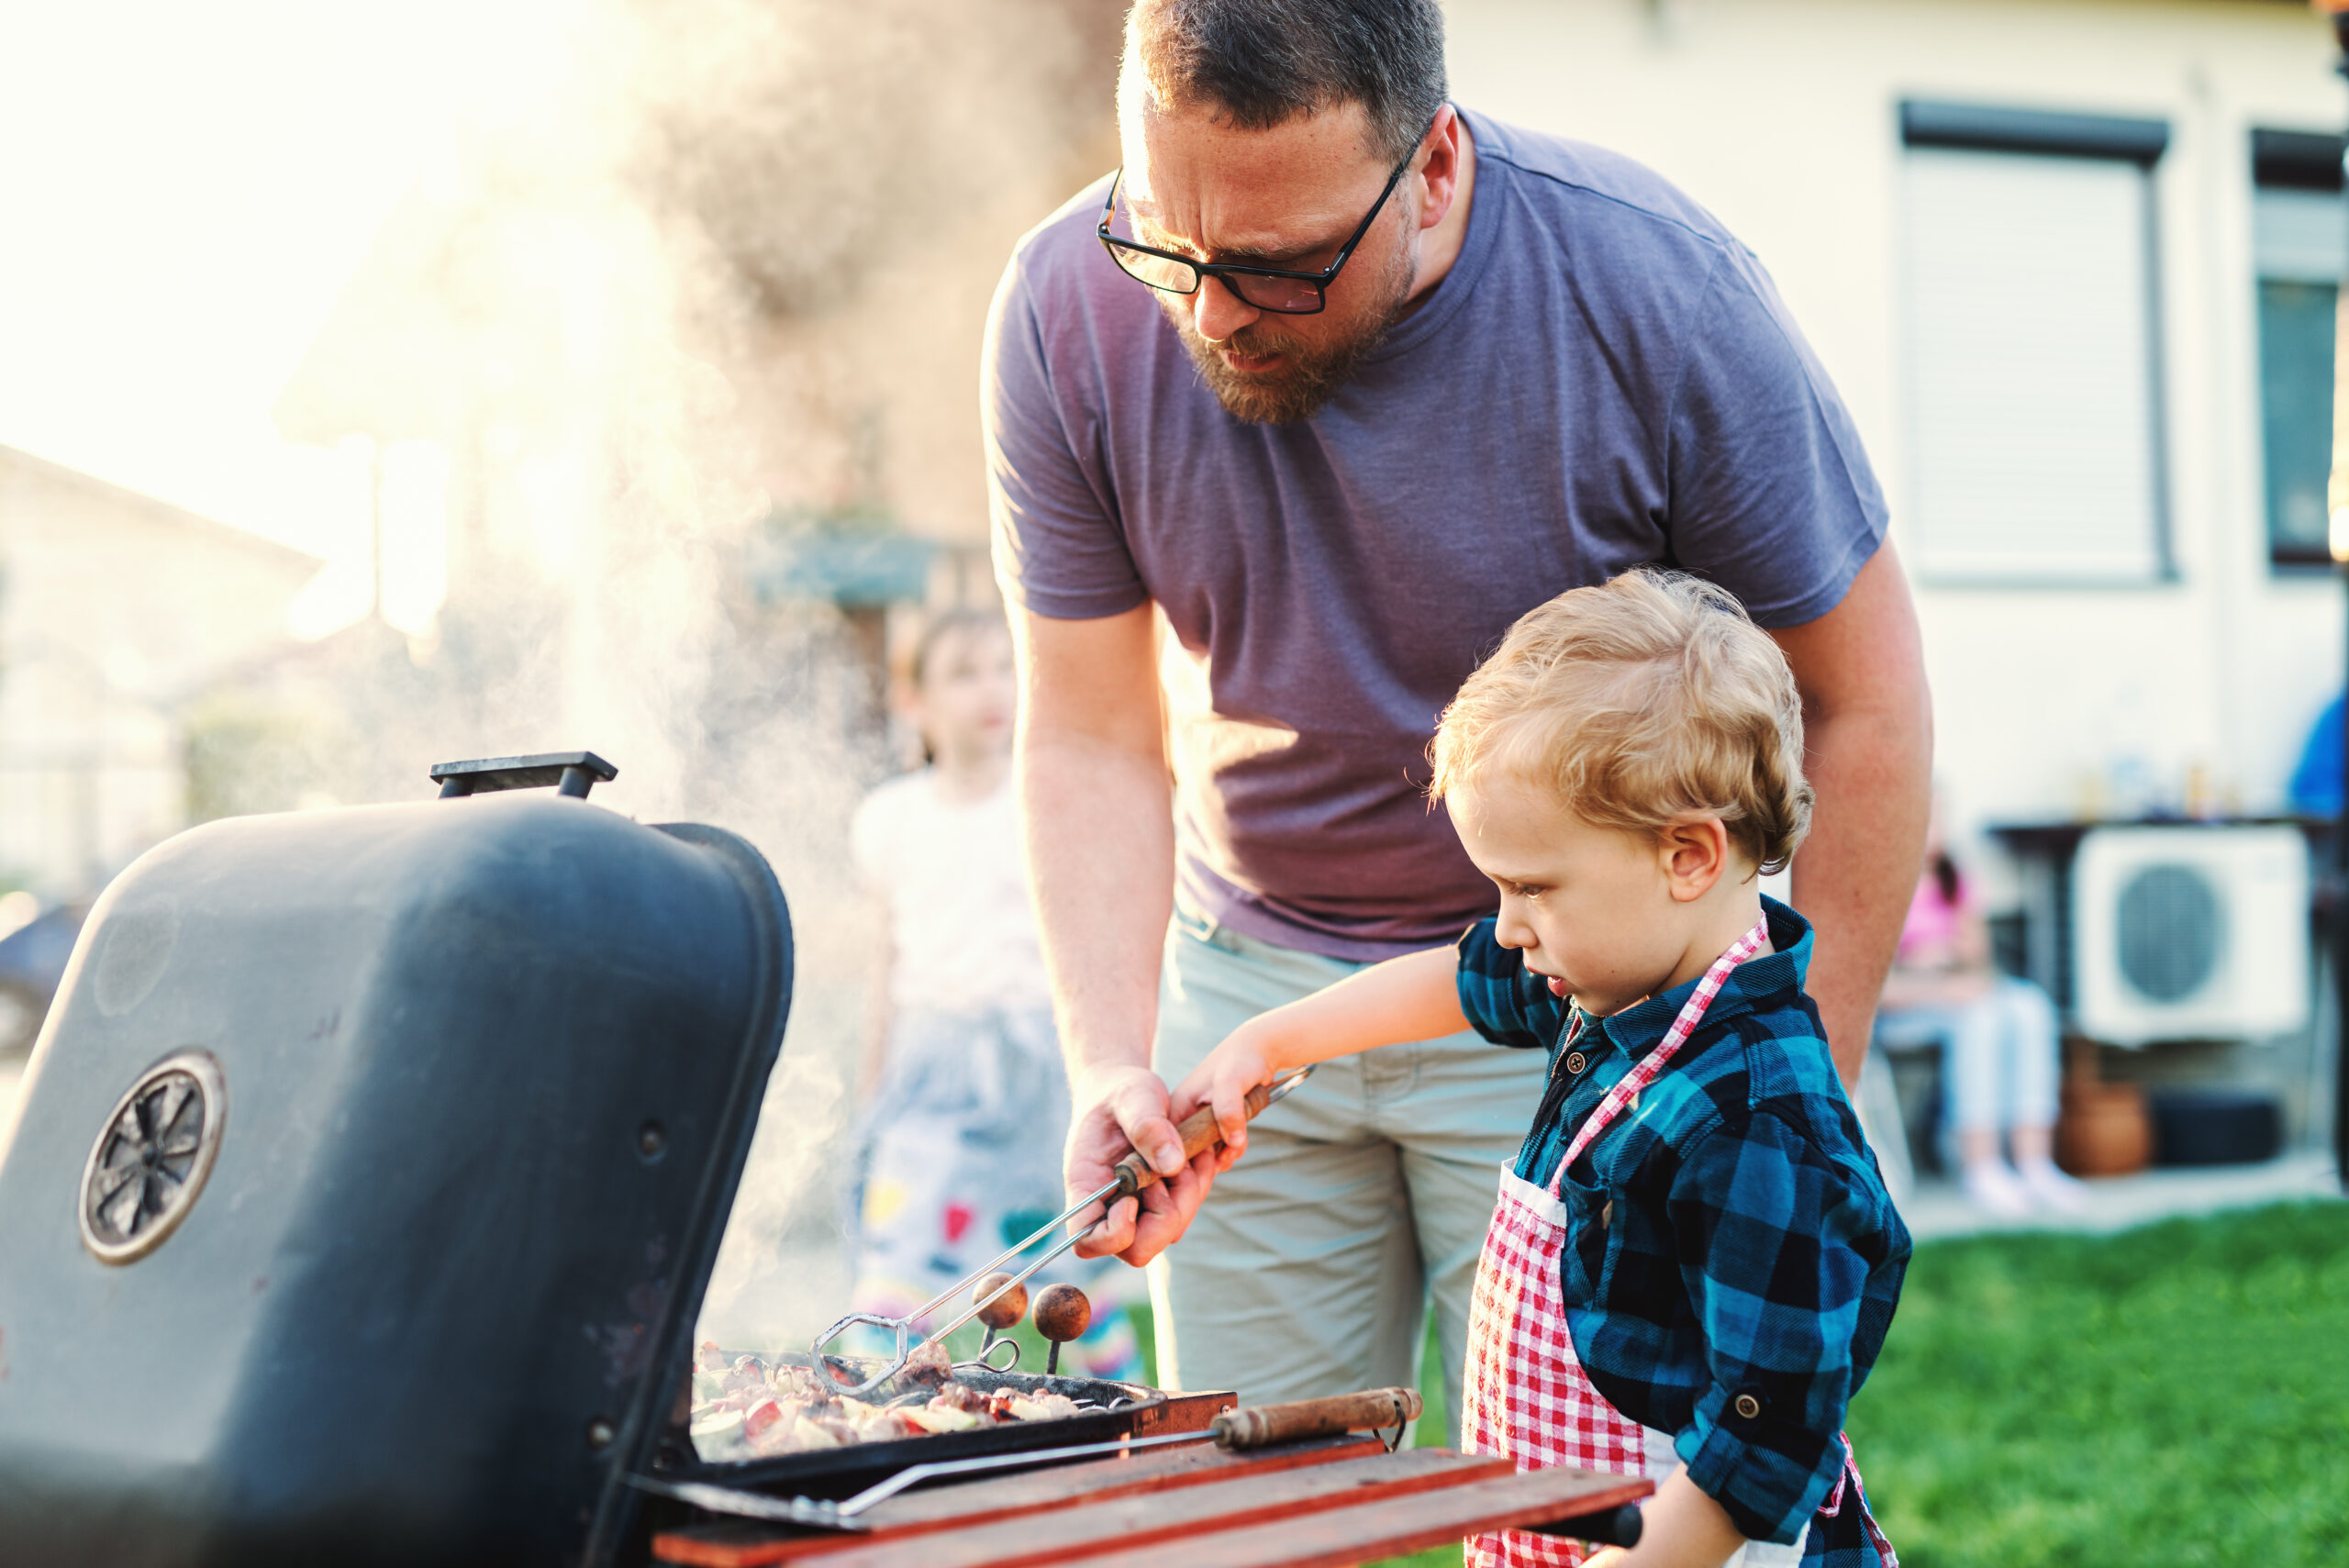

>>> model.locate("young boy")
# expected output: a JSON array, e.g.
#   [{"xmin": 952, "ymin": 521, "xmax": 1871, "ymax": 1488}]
[{"xmin": 1176, "ymin": 572, "xmax": 1909, "ymax": 1568}]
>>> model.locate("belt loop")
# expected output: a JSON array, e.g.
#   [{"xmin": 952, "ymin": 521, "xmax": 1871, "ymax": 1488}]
[{"xmin": 1171, "ymin": 896, "xmax": 1218, "ymax": 945}]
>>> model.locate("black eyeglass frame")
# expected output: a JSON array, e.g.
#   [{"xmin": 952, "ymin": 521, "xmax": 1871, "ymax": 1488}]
[{"xmin": 1095, "ymin": 133, "xmax": 1425, "ymax": 316}]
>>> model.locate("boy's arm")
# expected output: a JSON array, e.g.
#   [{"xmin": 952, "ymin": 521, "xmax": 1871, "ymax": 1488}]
[
  {"xmin": 1665, "ymin": 1110, "xmax": 1905, "ymax": 1549},
  {"xmin": 1171, "ymin": 947, "xmax": 1466, "ymax": 1162},
  {"xmin": 1581, "ymin": 1471, "xmax": 1748, "ymax": 1568}
]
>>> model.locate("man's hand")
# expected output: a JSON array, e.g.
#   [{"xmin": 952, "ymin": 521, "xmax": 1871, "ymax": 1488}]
[{"xmin": 1064, "ymin": 1063, "xmax": 1219, "ymax": 1265}]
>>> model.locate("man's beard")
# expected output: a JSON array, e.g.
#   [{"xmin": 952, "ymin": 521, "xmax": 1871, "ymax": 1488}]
[{"xmin": 1165, "ymin": 240, "xmax": 1417, "ymax": 425}]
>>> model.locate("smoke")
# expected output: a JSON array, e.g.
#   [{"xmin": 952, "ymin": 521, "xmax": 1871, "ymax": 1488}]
[
  {"xmin": 229, "ymin": 0, "xmax": 1121, "ymax": 1350},
  {"xmin": 627, "ymin": 0, "xmax": 1105, "ymax": 319}
]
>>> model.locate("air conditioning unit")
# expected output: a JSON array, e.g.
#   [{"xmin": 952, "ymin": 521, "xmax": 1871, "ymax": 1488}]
[{"xmin": 2072, "ymin": 826, "xmax": 2310, "ymax": 1044}]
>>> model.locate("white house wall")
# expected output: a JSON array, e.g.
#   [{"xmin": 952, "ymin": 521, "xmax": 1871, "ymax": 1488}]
[
  {"xmin": 0, "ymin": 450, "xmax": 321, "ymax": 895},
  {"xmin": 1447, "ymin": 0, "xmax": 2345, "ymax": 877}
]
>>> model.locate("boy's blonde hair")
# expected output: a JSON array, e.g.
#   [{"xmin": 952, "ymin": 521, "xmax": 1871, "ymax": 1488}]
[{"xmin": 1429, "ymin": 570, "xmax": 1813, "ymax": 873}]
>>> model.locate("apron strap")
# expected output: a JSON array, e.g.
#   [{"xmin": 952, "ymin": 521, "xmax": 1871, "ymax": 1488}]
[
  {"xmin": 1815, "ymin": 1432, "xmax": 1899, "ymax": 1568},
  {"xmin": 1551, "ymin": 913, "xmax": 1770, "ymax": 1194}
]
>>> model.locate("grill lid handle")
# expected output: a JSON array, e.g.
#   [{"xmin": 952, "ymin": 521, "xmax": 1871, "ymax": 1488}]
[{"xmin": 430, "ymin": 751, "xmax": 618, "ymax": 800}]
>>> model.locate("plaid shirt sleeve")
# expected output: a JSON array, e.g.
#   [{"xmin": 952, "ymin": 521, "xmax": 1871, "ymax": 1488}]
[
  {"xmin": 1665, "ymin": 1106, "xmax": 1898, "ymax": 1544},
  {"xmin": 1453, "ymin": 917, "xmax": 1568, "ymax": 1051}
]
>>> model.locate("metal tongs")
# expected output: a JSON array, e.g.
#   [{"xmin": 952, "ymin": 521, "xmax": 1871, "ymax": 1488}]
[{"xmin": 810, "ymin": 1067, "xmax": 1315, "ymax": 1397}]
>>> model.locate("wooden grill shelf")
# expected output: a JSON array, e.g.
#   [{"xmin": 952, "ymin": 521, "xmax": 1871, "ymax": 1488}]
[{"xmin": 653, "ymin": 1435, "xmax": 1651, "ymax": 1568}]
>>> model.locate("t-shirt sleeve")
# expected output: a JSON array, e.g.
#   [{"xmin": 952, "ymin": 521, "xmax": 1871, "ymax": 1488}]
[
  {"xmin": 1662, "ymin": 252, "xmax": 1888, "ymax": 630},
  {"xmin": 1454, "ymin": 917, "xmax": 1569, "ymax": 1051},
  {"xmin": 983, "ymin": 245, "xmax": 1149, "ymax": 621}
]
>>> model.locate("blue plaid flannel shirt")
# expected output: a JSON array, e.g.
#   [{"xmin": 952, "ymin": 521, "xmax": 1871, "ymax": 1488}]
[{"xmin": 1455, "ymin": 896, "xmax": 1909, "ymax": 1562}]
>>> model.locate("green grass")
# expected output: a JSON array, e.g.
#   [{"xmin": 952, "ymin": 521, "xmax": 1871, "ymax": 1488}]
[
  {"xmin": 1133, "ymin": 1202, "xmax": 2349, "ymax": 1567},
  {"xmin": 1847, "ymin": 1201, "xmax": 2349, "ymax": 1567}
]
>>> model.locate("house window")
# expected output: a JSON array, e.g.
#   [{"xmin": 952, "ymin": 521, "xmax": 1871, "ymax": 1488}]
[
  {"xmin": 1898, "ymin": 102, "xmax": 2171, "ymax": 583},
  {"xmin": 2252, "ymin": 128, "xmax": 2345, "ymax": 570}
]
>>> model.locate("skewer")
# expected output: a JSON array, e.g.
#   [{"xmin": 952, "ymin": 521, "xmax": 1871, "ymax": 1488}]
[
  {"xmin": 955, "ymin": 1272, "xmax": 1029, "ymax": 1374},
  {"xmin": 810, "ymin": 1067, "xmax": 1314, "ymax": 1396},
  {"xmin": 1033, "ymin": 1284, "xmax": 1089, "ymax": 1376}
]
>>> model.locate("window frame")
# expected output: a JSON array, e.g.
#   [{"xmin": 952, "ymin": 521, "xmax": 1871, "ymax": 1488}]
[{"xmin": 2249, "ymin": 128, "xmax": 2346, "ymax": 573}]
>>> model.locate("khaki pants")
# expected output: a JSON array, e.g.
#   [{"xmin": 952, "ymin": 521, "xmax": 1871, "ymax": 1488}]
[{"xmin": 1143, "ymin": 903, "xmax": 1550, "ymax": 1445}]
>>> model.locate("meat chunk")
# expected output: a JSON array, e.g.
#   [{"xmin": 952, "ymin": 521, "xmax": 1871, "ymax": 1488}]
[
  {"xmin": 1006, "ymin": 1392, "xmax": 1082, "ymax": 1423},
  {"xmin": 896, "ymin": 1338, "xmax": 953, "ymax": 1388},
  {"xmin": 905, "ymin": 1402, "xmax": 981, "ymax": 1435},
  {"xmin": 928, "ymin": 1381, "xmax": 990, "ymax": 1415}
]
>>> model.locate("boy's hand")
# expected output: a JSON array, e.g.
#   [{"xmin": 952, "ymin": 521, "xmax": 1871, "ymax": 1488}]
[
  {"xmin": 1169, "ymin": 1028, "xmax": 1280, "ymax": 1170},
  {"xmin": 1588, "ymin": 1472, "xmax": 1744, "ymax": 1568},
  {"xmin": 1063, "ymin": 1063, "xmax": 1219, "ymax": 1266}
]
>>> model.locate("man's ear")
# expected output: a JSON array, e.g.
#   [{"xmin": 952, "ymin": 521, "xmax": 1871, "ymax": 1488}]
[
  {"xmin": 1416, "ymin": 104, "xmax": 1464, "ymax": 231},
  {"xmin": 1658, "ymin": 817, "xmax": 1731, "ymax": 904}
]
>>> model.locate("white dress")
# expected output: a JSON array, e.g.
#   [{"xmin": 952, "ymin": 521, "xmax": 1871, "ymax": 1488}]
[{"xmin": 845, "ymin": 772, "xmax": 1108, "ymax": 1332}]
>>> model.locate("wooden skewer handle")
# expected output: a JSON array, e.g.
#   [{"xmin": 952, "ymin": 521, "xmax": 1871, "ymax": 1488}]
[
  {"xmin": 1108, "ymin": 1078, "xmax": 1282, "ymax": 1198},
  {"xmin": 1208, "ymin": 1387, "xmax": 1423, "ymax": 1451}
]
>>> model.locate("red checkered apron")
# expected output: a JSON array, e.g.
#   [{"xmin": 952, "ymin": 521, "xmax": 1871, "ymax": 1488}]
[{"xmin": 1460, "ymin": 917, "xmax": 1896, "ymax": 1568}]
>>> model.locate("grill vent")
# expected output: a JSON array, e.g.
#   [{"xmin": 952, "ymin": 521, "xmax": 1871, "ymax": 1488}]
[{"xmin": 79, "ymin": 1051, "xmax": 226, "ymax": 1263}]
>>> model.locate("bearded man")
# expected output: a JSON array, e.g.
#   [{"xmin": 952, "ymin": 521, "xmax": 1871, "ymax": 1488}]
[{"xmin": 982, "ymin": 0, "xmax": 1931, "ymax": 1431}]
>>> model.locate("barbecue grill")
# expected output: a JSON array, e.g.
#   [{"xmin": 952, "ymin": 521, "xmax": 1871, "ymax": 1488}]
[
  {"xmin": 0, "ymin": 751, "xmax": 1659, "ymax": 1568},
  {"xmin": 0, "ymin": 754, "xmax": 795, "ymax": 1568}
]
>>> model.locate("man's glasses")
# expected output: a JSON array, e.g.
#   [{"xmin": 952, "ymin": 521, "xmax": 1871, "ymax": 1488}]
[{"xmin": 1096, "ymin": 139, "xmax": 1421, "ymax": 316}]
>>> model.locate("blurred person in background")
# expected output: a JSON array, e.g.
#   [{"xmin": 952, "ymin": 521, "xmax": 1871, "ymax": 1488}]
[
  {"xmin": 1876, "ymin": 806, "xmax": 2085, "ymax": 1218},
  {"xmin": 2288, "ymin": 691, "xmax": 2343, "ymax": 817},
  {"xmin": 987, "ymin": 0, "xmax": 1932, "ymax": 1420},
  {"xmin": 845, "ymin": 608, "xmax": 1142, "ymax": 1380}
]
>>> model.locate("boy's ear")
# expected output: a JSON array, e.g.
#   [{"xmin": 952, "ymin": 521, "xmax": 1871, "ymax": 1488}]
[{"xmin": 1658, "ymin": 817, "xmax": 1731, "ymax": 904}]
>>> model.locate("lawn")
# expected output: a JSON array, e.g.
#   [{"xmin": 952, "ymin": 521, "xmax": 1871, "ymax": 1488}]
[
  {"xmin": 1844, "ymin": 1200, "xmax": 2348, "ymax": 1568},
  {"xmin": 1134, "ymin": 1200, "xmax": 2349, "ymax": 1568}
]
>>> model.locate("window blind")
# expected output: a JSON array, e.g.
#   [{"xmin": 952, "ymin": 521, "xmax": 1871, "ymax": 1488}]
[{"xmin": 1899, "ymin": 146, "xmax": 2167, "ymax": 582}]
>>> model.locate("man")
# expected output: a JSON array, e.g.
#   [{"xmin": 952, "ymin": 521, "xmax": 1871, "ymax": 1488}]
[{"xmin": 982, "ymin": 0, "xmax": 1931, "ymax": 1429}]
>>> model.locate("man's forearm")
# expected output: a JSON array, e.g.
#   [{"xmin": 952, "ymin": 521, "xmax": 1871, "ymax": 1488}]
[
  {"xmin": 1019, "ymin": 732, "xmax": 1175, "ymax": 1079},
  {"xmin": 1769, "ymin": 544, "xmax": 1932, "ymax": 1091},
  {"xmin": 1011, "ymin": 605, "xmax": 1204, "ymax": 1260},
  {"xmin": 1791, "ymin": 701, "xmax": 1931, "ymax": 1088}
]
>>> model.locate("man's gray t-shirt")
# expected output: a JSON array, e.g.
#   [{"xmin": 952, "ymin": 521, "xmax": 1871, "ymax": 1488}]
[{"xmin": 985, "ymin": 110, "xmax": 1887, "ymax": 963}]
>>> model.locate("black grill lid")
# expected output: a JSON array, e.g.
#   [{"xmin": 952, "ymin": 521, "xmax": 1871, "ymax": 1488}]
[{"xmin": 0, "ymin": 757, "xmax": 794, "ymax": 1568}]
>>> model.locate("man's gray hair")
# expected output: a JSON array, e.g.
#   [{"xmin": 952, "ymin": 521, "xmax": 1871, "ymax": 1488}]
[{"xmin": 1126, "ymin": 0, "xmax": 1448, "ymax": 164}]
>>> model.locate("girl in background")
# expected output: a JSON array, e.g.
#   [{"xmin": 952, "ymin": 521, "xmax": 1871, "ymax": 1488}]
[
  {"xmin": 846, "ymin": 607, "xmax": 1142, "ymax": 1380},
  {"xmin": 1876, "ymin": 807, "xmax": 2087, "ymax": 1218}
]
